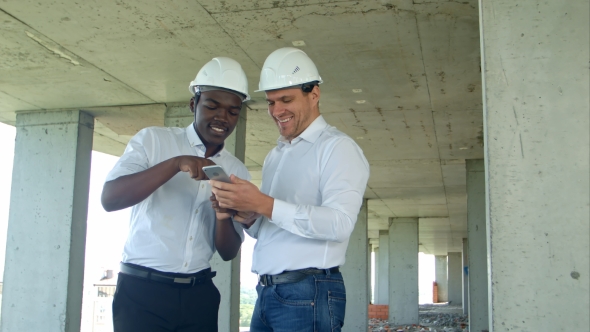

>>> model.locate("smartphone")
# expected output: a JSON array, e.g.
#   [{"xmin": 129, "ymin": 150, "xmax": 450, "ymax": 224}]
[{"xmin": 202, "ymin": 165, "xmax": 232, "ymax": 183}]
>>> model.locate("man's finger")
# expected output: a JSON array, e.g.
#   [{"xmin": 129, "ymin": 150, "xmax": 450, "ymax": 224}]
[
  {"xmin": 210, "ymin": 179, "xmax": 232, "ymax": 190},
  {"xmin": 211, "ymin": 186, "xmax": 233, "ymax": 199},
  {"xmin": 230, "ymin": 174, "xmax": 246, "ymax": 184}
]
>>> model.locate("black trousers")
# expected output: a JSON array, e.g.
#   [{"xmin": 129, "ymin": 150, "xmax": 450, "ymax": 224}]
[{"xmin": 113, "ymin": 272, "xmax": 220, "ymax": 332}]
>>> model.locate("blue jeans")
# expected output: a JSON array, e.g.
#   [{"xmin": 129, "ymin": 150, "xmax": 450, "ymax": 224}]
[{"xmin": 250, "ymin": 272, "xmax": 346, "ymax": 332}]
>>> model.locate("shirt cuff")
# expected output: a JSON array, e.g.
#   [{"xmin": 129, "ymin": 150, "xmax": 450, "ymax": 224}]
[{"xmin": 270, "ymin": 199, "xmax": 297, "ymax": 228}]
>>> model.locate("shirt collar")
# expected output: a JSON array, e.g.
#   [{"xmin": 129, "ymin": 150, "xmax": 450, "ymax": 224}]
[
  {"xmin": 185, "ymin": 123, "xmax": 224, "ymax": 157},
  {"xmin": 278, "ymin": 115, "xmax": 328, "ymax": 146}
]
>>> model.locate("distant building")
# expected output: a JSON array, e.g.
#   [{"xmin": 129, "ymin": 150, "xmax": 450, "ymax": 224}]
[{"xmin": 91, "ymin": 270, "xmax": 117, "ymax": 332}]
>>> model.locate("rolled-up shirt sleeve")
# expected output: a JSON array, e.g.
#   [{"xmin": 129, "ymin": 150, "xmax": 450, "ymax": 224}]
[{"xmin": 268, "ymin": 138, "xmax": 370, "ymax": 243}]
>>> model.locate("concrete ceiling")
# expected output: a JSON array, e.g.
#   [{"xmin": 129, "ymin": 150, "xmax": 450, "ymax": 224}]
[{"xmin": 0, "ymin": 0, "xmax": 483, "ymax": 255}]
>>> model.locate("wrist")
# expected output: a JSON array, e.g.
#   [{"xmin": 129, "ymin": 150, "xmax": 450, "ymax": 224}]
[
  {"xmin": 257, "ymin": 194, "xmax": 274, "ymax": 219},
  {"xmin": 172, "ymin": 156, "xmax": 182, "ymax": 173},
  {"xmin": 217, "ymin": 215, "xmax": 233, "ymax": 222}
]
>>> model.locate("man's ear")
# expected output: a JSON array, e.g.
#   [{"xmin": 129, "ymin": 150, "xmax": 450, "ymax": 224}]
[
  {"xmin": 189, "ymin": 97, "xmax": 195, "ymax": 114},
  {"xmin": 310, "ymin": 85, "xmax": 320, "ymax": 104}
]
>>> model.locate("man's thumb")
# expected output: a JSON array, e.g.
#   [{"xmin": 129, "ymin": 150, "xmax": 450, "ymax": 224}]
[{"xmin": 230, "ymin": 174, "xmax": 244, "ymax": 184}]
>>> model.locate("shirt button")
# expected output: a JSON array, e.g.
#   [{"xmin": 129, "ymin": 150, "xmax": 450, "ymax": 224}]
[
  {"xmin": 201, "ymin": 184, "xmax": 205, "ymax": 189},
  {"xmin": 189, "ymin": 236, "xmax": 193, "ymax": 241},
  {"xmin": 184, "ymin": 262, "xmax": 188, "ymax": 267},
  {"xmin": 195, "ymin": 209, "xmax": 199, "ymax": 214}
]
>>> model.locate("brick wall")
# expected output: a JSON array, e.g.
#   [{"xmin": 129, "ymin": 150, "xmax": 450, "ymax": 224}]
[{"xmin": 368, "ymin": 304, "xmax": 389, "ymax": 320}]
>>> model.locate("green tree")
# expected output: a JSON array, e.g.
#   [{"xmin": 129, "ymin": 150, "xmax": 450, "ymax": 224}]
[{"xmin": 240, "ymin": 286, "xmax": 258, "ymax": 327}]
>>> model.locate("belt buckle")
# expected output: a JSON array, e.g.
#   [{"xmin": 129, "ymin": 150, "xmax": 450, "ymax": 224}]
[{"xmin": 259, "ymin": 275, "xmax": 270, "ymax": 286}]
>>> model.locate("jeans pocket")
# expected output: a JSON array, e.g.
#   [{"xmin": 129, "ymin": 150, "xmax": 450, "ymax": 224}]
[
  {"xmin": 271, "ymin": 280, "xmax": 315, "ymax": 306},
  {"xmin": 328, "ymin": 291, "xmax": 346, "ymax": 331}
]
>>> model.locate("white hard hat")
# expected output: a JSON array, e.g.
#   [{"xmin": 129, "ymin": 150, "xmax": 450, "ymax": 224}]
[
  {"xmin": 256, "ymin": 47, "xmax": 323, "ymax": 92},
  {"xmin": 189, "ymin": 57, "xmax": 250, "ymax": 101}
]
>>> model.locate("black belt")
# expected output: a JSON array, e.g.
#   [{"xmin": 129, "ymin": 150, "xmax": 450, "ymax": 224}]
[
  {"xmin": 258, "ymin": 267, "xmax": 340, "ymax": 286},
  {"xmin": 120, "ymin": 263, "xmax": 216, "ymax": 287}
]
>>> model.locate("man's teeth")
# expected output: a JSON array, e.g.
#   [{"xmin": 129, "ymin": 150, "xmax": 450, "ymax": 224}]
[
  {"xmin": 278, "ymin": 117, "xmax": 292, "ymax": 123},
  {"xmin": 211, "ymin": 127, "xmax": 225, "ymax": 132}
]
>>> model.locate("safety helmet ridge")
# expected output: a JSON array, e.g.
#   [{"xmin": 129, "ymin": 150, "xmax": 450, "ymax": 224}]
[
  {"xmin": 189, "ymin": 57, "xmax": 250, "ymax": 101},
  {"xmin": 256, "ymin": 47, "xmax": 323, "ymax": 92}
]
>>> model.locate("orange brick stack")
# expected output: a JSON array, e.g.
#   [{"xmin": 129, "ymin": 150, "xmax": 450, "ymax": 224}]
[
  {"xmin": 368, "ymin": 304, "xmax": 389, "ymax": 320},
  {"xmin": 433, "ymin": 281, "xmax": 439, "ymax": 303}
]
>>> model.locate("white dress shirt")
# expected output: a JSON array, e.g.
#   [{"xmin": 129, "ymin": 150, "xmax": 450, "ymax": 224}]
[
  {"xmin": 247, "ymin": 115, "xmax": 370, "ymax": 275},
  {"xmin": 106, "ymin": 124, "xmax": 249, "ymax": 274}
]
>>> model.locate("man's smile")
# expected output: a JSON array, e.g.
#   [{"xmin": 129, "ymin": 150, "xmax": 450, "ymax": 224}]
[
  {"xmin": 210, "ymin": 124, "xmax": 227, "ymax": 133},
  {"xmin": 277, "ymin": 116, "xmax": 293, "ymax": 123}
]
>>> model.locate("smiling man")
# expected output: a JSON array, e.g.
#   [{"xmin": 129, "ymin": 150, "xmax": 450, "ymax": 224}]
[
  {"xmin": 101, "ymin": 57, "xmax": 250, "ymax": 332},
  {"xmin": 210, "ymin": 48, "xmax": 370, "ymax": 332}
]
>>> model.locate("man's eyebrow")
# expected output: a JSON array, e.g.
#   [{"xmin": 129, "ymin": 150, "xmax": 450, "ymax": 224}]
[
  {"xmin": 266, "ymin": 95, "xmax": 294, "ymax": 102},
  {"xmin": 203, "ymin": 98, "xmax": 220, "ymax": 105}
]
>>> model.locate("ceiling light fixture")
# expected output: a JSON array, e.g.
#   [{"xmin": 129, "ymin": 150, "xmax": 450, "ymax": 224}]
[
  {"xmin": 352, "ymin": 89, "xmax": 362, "ymax": 93},
  {"xmin": 356, "ymin": 100, "xmax": 366, "ymax": 104},
  {"xmin": 292, "ymin": 40, "xmax": 306, "ymax": 46}
]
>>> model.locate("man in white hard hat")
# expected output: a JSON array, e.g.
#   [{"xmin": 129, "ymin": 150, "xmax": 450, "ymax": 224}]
[
  {"xmin": 211, "ymin": 47, "xmax": 370, "ymax": 331},
  {"xmin": 101, "ymin": 57, "xmax": 252, "ymax": 332}
]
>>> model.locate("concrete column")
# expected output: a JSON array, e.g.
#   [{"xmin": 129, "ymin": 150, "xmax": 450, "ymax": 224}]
[
  {"xmin": 373, "ymin": 247, "xmax": 379, "ymax": 304},
  {"xmin": 480, "ymin": 1, "xmax": 589, "ymax": 330},
  {"xmin": 212, "ymin": 105, "xmax": 247, "ymax": 332},
  {"xmin": 462, "ymin": 238, "xmax": 469, "ymax": 315},
  {"xmin": 376, "ymin": 230, "xmax": 389, "ymax": 305},
  {"xmin": 1, "ymin": 110, "xmax": 94, "ymax": 332},
  {"xmin": 342, "ymin": 199, "xmax": 369, "ymax": 332},
  {"xmin": 165, "ymin": 103, "xmax": 247, "ymax": 332},
  {"xmin": 388, "ymin": 217, "xmax": 419, "ymax": 325},
  {"xmin": 367, "ymin": 242, "xmax": 372, "ymax": 306},
  {"xmin": 466, "ymin": 159, "xmax": 489, "ymax": 331},
  {"xmin": 434, "ymin": 255, "xmax": 448, "ymax": 302},
  {"xmin": 447, "ymin": 252, "xmax": 462, "ymax": 305}
]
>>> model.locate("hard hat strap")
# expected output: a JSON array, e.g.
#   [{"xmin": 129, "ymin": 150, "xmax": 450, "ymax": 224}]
[
  {"xmin": 194, "ymin": 91, "xmax": 201, "ymax": 111},
  {"xmin": 301, "ymin": 82, "xmax": 318, "ymax": 93}
]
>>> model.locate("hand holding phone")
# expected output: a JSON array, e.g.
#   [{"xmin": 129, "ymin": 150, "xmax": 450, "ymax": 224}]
[{"xmin": 202, "ymin": 165, "xmax": 232, "ymax": 183}]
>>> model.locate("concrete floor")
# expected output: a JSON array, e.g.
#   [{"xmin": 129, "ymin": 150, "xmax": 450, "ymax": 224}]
[{"xmin": 370, "ymin": 303, "xmax": 468, "ymax": 332}]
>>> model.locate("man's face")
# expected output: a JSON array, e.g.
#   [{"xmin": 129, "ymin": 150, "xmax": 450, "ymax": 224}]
[
  {"xmin": 191, "ymin": 90, "xmax": 242, "ymax": 147},
  {"xmin": 265, "ymin": 86, "xmax": 320, "ymax": 141}
]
